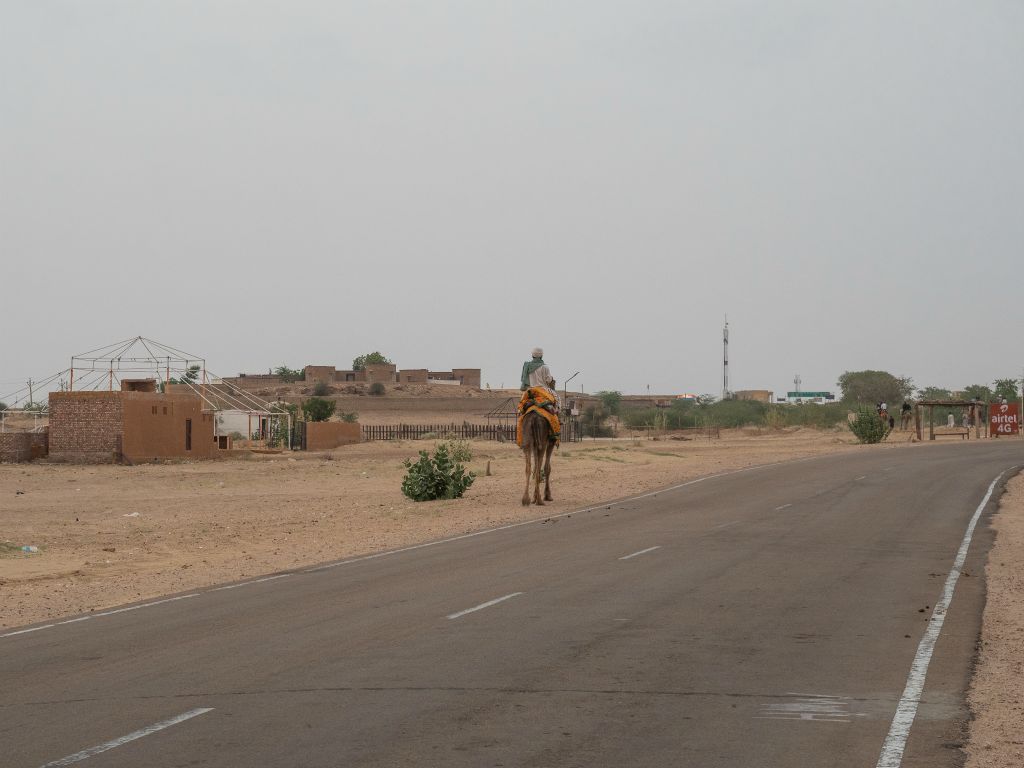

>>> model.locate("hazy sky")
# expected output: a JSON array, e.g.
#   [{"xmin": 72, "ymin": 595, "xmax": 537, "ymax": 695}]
[{"xmin": 3, "ymin": 2, "xmax": 1022, "ymax": 399}]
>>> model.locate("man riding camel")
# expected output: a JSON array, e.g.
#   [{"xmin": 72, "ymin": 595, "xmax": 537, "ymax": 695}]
[{"xmin": 518, "ymin": 347, "xmax": 561, "ymax": 445}]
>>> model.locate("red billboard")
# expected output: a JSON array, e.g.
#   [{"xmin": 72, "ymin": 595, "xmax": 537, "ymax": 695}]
[{"xmin": 989, "ymin": 402, "xmax": 1020, "ymax": 436}]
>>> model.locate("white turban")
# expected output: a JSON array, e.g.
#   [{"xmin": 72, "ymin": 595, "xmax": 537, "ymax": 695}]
[{"xmin": 531, "ymin": 347, "xmax": 543, "ymax": 358}]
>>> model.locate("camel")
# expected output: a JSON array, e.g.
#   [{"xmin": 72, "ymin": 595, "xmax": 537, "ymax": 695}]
[{"xmin": 521, "ymin": 410, "xmax": 555, "ymax": 506}]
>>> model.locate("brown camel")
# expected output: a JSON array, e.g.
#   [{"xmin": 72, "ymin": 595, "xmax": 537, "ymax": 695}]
[{"xmin": 521, "ymin": 410, "xmax": 555, "ymax": 506}]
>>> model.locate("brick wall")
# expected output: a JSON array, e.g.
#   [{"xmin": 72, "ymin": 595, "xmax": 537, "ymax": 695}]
[
  {"xmin": 305, "ymin": 421, "xmax": 361, "ymax": 450},
  {"xmin": 48, "ymin": 392, "xmax": 124, "ymax": 463},
  {"xmin": 452, "ymin": 368, "xmax": 482, "ymax": 388}
]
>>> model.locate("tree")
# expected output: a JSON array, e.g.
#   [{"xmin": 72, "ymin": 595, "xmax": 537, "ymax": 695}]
[
  {"xmin": 273, "ymin": 365, "xmax": 304, "ymax": 383},
  {"xmin": 301, "ymin": 397, "xmax": 336, "ymax": 422},
  {"xmin": 994, "ymin": 378, "xmax": 1020, "ymax": 402},
  {"xmin": 917, "ymin": 386, "xmax": 952, "ymax": 401},
  {"xmin": 352, "ymin": 352, "xmax": 392, "ymax": 371},
  {"xmin": 961, "ymin": 384, "xmax": 994, "ymax": 402},
  {"xmin": 695, "ymin": 394, "xmax": 718, "ymax": 407},
  {"xmin": 0, "ymin": 401, "xmax": 7, "ymax": 411},
  {"xmin": 837, "ymin": 370, "xmax": 912, "ymax": 406},
  {"xmin": 369, "ymin": 382, "xmax": 386, "ymax": 396},
  {"xmin": 596, "ymin": 390, "xmax": 622, "ymax": 416}
]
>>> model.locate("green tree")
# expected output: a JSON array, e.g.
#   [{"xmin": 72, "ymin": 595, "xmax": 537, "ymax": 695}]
[
  {"xmin": 301, "ymin": 397, "xmax": 336, "ymax": 422},
  {"xmin": 961, "ymin": 384, "xmax": 994, "ymax": 402},
  {"xmin": 596, "ymin": 390, "xmax": 622, "ymax": 416},
  {"xmin": 917, "ymin": 386, "xmax": 952, "ymax": 401},
  {"xmin": 837, "ymin": 370, "xmax": 912, "ymax": 406},
  {"xmin": 352, "ymin": 352, "xmax": 392, "ymax": 371},
  {"xmin": 273, "ymin": 365, "xmax": 304, "ymax": 383},
  {"xmin": 994, "ymin": 378, "xmax": 1020, "ymax": 402}
]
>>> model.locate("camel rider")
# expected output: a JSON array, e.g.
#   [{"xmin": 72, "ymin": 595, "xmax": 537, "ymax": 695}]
[
  {"xmin": 521, "ymin": 348, "xmax": 561, "ymax": 405},
  {"xmin": 518, "ymin": 347, "xmax": 562, "ymax": 444}
]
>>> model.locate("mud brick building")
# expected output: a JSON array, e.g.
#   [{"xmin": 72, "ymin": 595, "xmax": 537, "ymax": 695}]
[{"xmin": 49, "ymin": 385, "xmax": 219, "ymax": 463}]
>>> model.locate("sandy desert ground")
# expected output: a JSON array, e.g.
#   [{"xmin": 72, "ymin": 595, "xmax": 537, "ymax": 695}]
[{"xmin": 2, "ymin": 425, "xmax": 1021, "ymax": 765}]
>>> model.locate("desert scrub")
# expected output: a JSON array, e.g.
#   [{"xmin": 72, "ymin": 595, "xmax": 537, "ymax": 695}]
[
  {"xmin": 401, "ymin": 443, "xmax": 475, "ymax": 501},
  {"xmin": 442, "ymin": 438, "xmax": 473, "ymax": 463},
  {"xmin": 847, "ymin": 408, "xmax": 890, "ymax": 444}
]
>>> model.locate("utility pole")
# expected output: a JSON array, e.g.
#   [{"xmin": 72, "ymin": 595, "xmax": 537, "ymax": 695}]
[
  {"xmin": 27, "ymin": 378, "xmax": 33, "ymax": 408},
  {"xmin": 722, "ymin": 316, "xmax": 729, "ymax": 401}
]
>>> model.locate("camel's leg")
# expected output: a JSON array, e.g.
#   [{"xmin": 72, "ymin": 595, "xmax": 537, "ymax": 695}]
[
  {"xmin": 543, "ymin": 442, "xmax": 554, "ymax": 501},
  {"xmin": 532, "ymin": 446, "xmax": 545, "ymax": 506},
  {"xmin": 522, "ymin": 448, "xmax": 532, "ymax": 506}
]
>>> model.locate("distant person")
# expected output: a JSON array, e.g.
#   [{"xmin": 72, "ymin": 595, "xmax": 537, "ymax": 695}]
[
  {"xmin": 947, "ymin": 413, "xmax": 955, "ymax": 428},
  {"xmin": 888, "ymin": 415, "xmax": 895, "ymax": 430},
  {"xmin": 900, "ymin": 401, "xmax": 912, "ymax": 431},
  {"xmin": 962, "ymin": 412, "xmax": 970, "ymax": 429}
]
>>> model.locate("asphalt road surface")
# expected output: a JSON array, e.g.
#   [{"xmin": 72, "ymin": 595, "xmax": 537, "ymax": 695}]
[{"xmin": 3, "ymin": 441, "xmax": 1022, "ymax": 767}]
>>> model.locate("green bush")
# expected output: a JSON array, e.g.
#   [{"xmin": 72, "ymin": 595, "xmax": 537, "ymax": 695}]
[
  {"xmin": 312, "ymin": 381, "xmax": 330, "ymax": 397},
  {"xmin": 401, "ymin": 443, "xmax": 475, "ymax": 501},
  {"xmin": 443, "ymin": 438, "xmax": 473, "ymax": 462},
  {"xmin": 369, "ymin": 382, "xmax": 386, "ymax": 396},
  {"xmin": 339, "ymin": 411, "xmax": 359, "ymax": 423},
  {"xmin": 848, "ymin": 408, "xmax": 890, "ymax": 444}
]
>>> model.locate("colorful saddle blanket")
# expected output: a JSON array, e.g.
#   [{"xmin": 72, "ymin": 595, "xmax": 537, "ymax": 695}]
[{"xmin": 517, "ymin": 387, "xmax": 561, "ymax": 446}]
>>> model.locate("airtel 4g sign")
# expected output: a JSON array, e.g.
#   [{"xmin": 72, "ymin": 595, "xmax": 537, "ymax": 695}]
[{"xmin": 989, "ymin": 402, "xmax": 1020, "ymax": 436}]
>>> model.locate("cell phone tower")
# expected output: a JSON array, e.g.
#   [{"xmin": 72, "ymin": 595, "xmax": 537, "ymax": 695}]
[{"xmin": 722, "ymin": 316, "xmax": 729, "ymax": 400}]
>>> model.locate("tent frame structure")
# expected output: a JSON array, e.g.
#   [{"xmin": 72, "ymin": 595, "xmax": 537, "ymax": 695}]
[{"xmin": 49, "ymin": 336, "xmax": 291, "ymax": 450}]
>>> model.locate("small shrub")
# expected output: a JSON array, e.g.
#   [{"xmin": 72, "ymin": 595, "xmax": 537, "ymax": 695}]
[
  {"xmin": 339, "ymin": 411, "xmax": 359, "ymax": 423},
  {"xmin": 312, "ymin": 381, "xmax": 330, "ymax": 397},
  {"xmin": 302, "ymin": 397, "xmax": 336, "ymax": 422},
  {"xmin": 848, "ymin": 408, "xmax": 890, "ymax": 444},
  {"xmin": 401, "ymin": 443, "xmax": 475, "ymax": 501},
  {"xmin": 444, "ymin": 438, "xmax": 472, "ymax": 462},
  {"xmin": 369, "ymin": 382, "xmax": 386, "ymax": 396}
]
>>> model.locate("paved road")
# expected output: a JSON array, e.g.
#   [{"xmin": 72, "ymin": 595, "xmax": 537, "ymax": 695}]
[{"xmin": 3, "ymin": 441, "xmax": 1022, "ymax": 767}]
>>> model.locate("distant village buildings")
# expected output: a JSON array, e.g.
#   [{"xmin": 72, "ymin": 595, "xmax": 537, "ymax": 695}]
[{"xmin": 225, "ymin": 363, "xmax": 482, "ymax": 390}]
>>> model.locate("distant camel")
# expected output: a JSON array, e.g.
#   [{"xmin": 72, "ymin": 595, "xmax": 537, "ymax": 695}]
[{"xmin": 521, "ymin": 410, "xmax": 555, "ymax": 506}]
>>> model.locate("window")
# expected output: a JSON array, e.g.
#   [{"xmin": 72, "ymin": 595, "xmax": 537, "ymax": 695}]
[
  {"xmin": 162, "ymin": 406, "xmax": 168, "ymax": 415},
  {"xmin": 152, "ymin": 406, "xmax": 158, "ymax": 415}
]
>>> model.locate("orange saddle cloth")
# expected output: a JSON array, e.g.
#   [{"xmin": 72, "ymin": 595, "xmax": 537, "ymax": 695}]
[{"xmin": 517, "ymin": 387, "xmax": 561, "ymax": 446}]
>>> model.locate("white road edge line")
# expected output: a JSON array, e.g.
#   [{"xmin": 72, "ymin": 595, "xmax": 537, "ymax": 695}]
[
  {"xmin": 447, "ymin": 592, "xmax": 523, "ymax": 620},
  {"xmin": 619, "ymin": 545, "xmax": 661, "ymax": 560},
  {"xmin": 211, "ymin": 574, "xmax": 291, "ymax": 592},
  {"xmin": 39, "ymin": 707, "xmax": 214, "ymax": 767},
  {"xmin": 875, "ymin": 469, "xmax": 1011, "ymax": 768}
]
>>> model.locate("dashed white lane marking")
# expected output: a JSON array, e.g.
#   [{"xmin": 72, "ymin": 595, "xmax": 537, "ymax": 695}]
[
  {"xmin": 39, "ymin": 707, "xmax": 214, "ymax": 767},
  {"xmin": 211, "ymin": 574, "xmax": 291, "ymax": 592},
  {"xmin": 774, "ymin": 503, "xmax": 792, "ymax": 511},
  {"xmin": 0, "ymin": 453, "xmax": 865, "ymax": 640},
  {"xmin": 856, "ymin": 475, "xmax": 867, "ymax": 481},
  {"xmin": 757, "ymin": 693, "xmax": 864, "ymax": 723},
  {"xmin": 619, "ymin": 546, "xmax": 662, "ymax": 560},
  {"xmin": 447, "ymin": 592, "xmax": 524, "ymax": 620},
  {"xmin": 875, "ymin": 469, "xmax": 1012, "ymax": 768}
]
